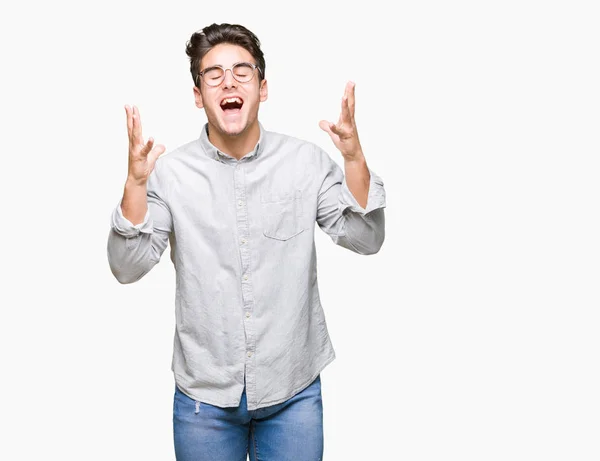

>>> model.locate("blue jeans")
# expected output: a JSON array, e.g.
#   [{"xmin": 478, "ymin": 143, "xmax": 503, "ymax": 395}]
[{"xmin": 173, "ymin": 375, "xmax": 324, "ymax": 461}]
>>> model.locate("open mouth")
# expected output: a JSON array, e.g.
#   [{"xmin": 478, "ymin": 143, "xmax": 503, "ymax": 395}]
[{"xmin": 220, "ymin": 97, "xmax": 244, "ymax": 114}]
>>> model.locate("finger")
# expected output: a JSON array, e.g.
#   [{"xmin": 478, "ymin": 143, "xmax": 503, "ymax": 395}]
[
  {"xmin": 148, "ymin": 144, "xmax": 165, "ymax": 168},
  {"xmin": 132, "ymin": 105, "xmax": 144, "ymax": 146},
  {"xmin": 347, "ymin": 81, "xmax": 356, "ymax": 117},
  {"xmin": 140, "ymin": 137, "xmax": 155, "ymax": 157},
  {"xmin": 319, "ymin": 120, "xmax": 335, "ymax": 136},
  {"xmin": 148, "ymin": 142, "xmax": 166, "ymax": 165},
  {"xmin": 343, "ymin": 81, "xmax": 354, "ymax": 105},
  {"xmin": 330, "ymin": 123, "xmax": 345, "ymax": 137},
  {"xmin": 337, "ymin": 82, "xmax": 351, "ymax": 124},
  {"xmin": 340, "ymin": 96, "xmax": 352, "ymax": 126},
  {"xmin": 125, "ymin": 105, "xmax": 133, "ymax": 143}
]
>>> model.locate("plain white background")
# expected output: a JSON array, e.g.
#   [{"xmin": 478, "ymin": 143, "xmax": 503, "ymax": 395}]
[{"xmin": 1, "ymin": 0, "xmax": 599, "ymax": 459}]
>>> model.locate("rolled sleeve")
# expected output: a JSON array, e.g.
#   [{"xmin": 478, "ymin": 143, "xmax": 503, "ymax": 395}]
[
  {"xmin": 107, "ymin": 159, "xmax": 173, "ymax": 284},
  {"xmin": 315, "ymin": 146, "xmax": 386, "ymax": 255},
  {"xmin": 338, "ymin": 168, "xmax": 386, "ymax": 216},
  {"xmin": 110, "ymin": 201, "xmax": 152, "ymax": 238}
]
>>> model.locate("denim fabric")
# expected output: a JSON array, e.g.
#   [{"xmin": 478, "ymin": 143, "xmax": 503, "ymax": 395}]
[{"xmin": 173, "ymin": 374, "xmax": 323, "ymax": 461}]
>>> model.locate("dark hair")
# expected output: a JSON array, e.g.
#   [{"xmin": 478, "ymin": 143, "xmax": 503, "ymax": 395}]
[{"xmin": 185, "ymin": 23, "xmax": 266, "ymax": 87}]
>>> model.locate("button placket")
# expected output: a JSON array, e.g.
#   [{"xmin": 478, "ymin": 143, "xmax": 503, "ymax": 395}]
[{"xmin": 234, "ymin": 162, "xmax": 257, "ymax": 406}]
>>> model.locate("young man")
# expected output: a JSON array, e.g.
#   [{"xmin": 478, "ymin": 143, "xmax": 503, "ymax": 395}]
[{"xmin": 107, "ymin": 23, "xmax": 386, "ymax": 461}]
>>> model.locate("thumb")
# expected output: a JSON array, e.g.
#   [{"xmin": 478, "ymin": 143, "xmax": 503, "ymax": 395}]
[
  {"xmin": 148, "ymin": 143, "xmax": 166, "ymax": 166},
  {"xmin": 319, "ymin": 120, "xmax": 334, "ymax": 134}
]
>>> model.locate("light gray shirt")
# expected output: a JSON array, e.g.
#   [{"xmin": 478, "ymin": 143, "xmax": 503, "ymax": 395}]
[{"xmin": 107, "ymin": 123, "xmax": 386, "ymax": 410}]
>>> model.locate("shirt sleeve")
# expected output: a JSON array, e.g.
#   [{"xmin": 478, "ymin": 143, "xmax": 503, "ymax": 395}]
[
  {"xmin": 315, "ymin": 146, "xmax": 386, "ymax": 255},
  {"xmin": 111, "ymin": 203, "xmax": 152, "ymax": 238},
  {"xmin": 338, "ymin": 168, "xmax": 386, "ymax": 216},
  {"xmin": 107, "ymin": 159, "xmax": 173, "ymax": 283}
]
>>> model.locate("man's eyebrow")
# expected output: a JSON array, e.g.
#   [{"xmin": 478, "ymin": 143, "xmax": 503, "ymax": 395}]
[{"xmin": 204, "ymin": 61, "xmax": 254, "ymax": 68}]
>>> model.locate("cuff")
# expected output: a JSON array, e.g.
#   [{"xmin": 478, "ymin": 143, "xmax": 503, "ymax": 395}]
[
  {"xmin": 339, "ymin": 168, "xmax": 386, "ymax": 215},
  {"xmin": 110, "ymin": 200, "xmax": 152, "ymax": 238}
]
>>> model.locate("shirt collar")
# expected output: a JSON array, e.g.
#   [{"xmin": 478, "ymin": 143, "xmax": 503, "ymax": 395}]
[{"xmin": 198, "ymin": 122, "xmax": 265, "ymax": 163}]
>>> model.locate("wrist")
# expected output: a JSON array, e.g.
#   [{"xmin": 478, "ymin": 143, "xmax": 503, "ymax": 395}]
[
  {"xmin": 125, "ymin": 175, "xmax": 148, "ymax": 189},
  {"xmin": 343, "ymin": 153, "xmax": 367, "ymax": 166}
]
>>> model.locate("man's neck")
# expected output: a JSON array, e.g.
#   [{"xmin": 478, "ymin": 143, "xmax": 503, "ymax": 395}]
[{"xmin": 207, "ymin": 122, "xmax": 260, "ymax": 160}]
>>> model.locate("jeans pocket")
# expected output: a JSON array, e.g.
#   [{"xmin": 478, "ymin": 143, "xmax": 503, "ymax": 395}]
[{"xmin": 174, "ymin": 384, "xmax": 202, "ymax": 417}]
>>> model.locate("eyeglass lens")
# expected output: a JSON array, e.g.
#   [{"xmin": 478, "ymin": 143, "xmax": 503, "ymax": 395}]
[{"xmin": 203, "ymin": 63, "xmax": 255, "ymax": 85}]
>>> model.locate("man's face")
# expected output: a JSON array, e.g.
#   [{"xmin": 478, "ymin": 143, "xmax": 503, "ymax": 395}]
[{"xmin": 193, "ymin": 43, "xmax": 268, "ymax": 138}]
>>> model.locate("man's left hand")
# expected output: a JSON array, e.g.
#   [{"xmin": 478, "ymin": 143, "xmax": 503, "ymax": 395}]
[{"xmin": 319, "ymin": 81, "xmax": 364, "ymax": 162}]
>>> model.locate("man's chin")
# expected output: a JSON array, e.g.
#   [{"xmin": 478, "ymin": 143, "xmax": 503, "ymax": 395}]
[{"xmin": 218, "ymin": 119, "xmax": 247, "ymax": 137}]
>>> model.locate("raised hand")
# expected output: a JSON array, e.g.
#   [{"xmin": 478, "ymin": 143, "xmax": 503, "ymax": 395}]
[
  {"xmin": 319, "ymin": 81, "xmax": 364, "ymax": 161},
  {"xmin": 125, "ymin": 105, "xmax": 166, "ymax": 185}
]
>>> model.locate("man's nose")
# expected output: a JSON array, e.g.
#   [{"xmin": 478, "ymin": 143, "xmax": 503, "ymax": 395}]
[{"xmin": 222, "ymin": 69, "xmax": 237, "ymax": 88}]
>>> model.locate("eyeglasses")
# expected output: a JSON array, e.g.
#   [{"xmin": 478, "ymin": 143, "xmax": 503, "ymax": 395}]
[{"xmin": 196, "ymin": 62, "xmax": 262, "ymax": 87}]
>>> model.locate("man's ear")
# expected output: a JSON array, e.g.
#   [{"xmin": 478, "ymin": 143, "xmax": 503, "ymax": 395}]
[
  {"xmin": 259, "ymin": 79, "xmax": 268, "ymax": 102},
  {"xmin": 193, "ymin": 85, "xmax": 204, "ymax": 109}
]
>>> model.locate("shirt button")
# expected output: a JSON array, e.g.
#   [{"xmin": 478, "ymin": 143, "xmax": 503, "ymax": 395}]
[
  {"xmin": 246, "ymin": 312, "xmax": 250, "ymax": 318},
  {"xmin": 241, "ymin": 238, "xmax": 247, "ymax": 245},
  {"xmin": 243, "ymin": 275, "xmax": 248, "ymax": 281},
  {"xmin": 247, "ymin": 351, "xmax": 252, "ymax": 357},
  {"xmin": 238, "ymin": 200, "xmax": 244, "ymax": 207}
]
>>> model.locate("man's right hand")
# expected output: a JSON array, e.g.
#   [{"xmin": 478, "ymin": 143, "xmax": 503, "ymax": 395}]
[
  {"xmin": 120, "ymin": 105, "xmax": 166, "ymax": 225},
  {"xmin": 125, "ymin": 105, "xmax": 166, "ymax": 186}
]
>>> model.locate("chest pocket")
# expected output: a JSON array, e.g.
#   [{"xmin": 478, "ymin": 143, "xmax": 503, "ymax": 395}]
[{"xmin": 261, "ymin": 189, "xmax": 305, "ymax": 240}]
